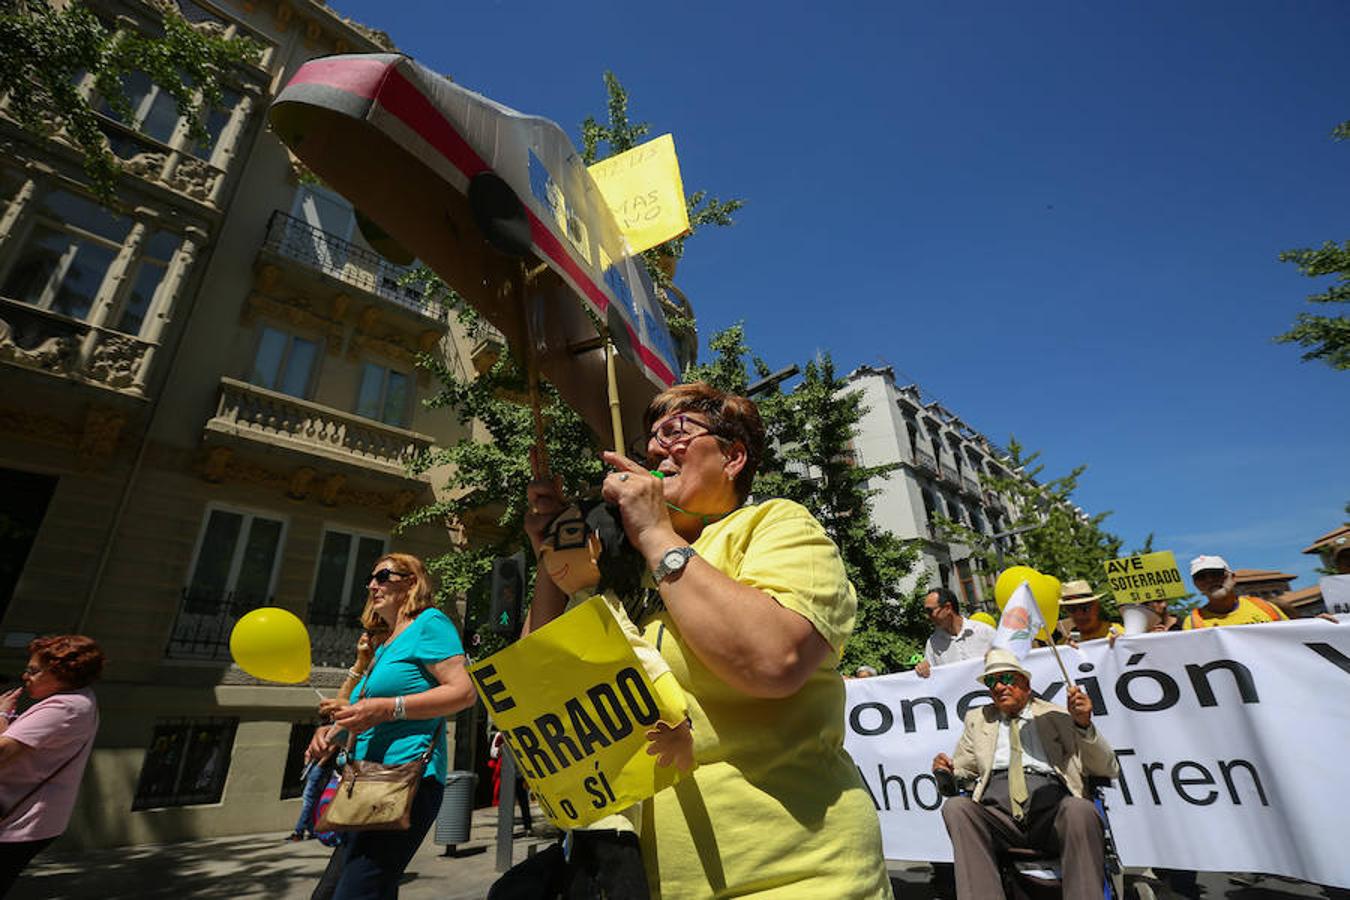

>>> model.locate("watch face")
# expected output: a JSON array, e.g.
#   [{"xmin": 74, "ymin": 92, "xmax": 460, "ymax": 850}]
[{"xmin": 663, "ymin": 549, "xmax": 687, "ymax": 570}]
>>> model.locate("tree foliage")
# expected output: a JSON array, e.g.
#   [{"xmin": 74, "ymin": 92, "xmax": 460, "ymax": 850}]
[
  {"xmin": 689, "ymin": 324, "xmax": 928, "ymax": 673},
  {"xmin": 1275, "ymin": 120, "xmax": 1350, "ymax": 371},
  {"xmin": 0, "ymin": 0, "xmax": 260, "ymax": 200},
  {"xmin": 931, "ymin": 437, "xmax": 1124, "ymax": 614},
  {"xmin": 401, "ymin": 282, "xmax": 603, "ymax": 653}
]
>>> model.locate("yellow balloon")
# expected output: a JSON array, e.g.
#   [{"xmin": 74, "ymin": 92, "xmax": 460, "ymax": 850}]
[
  {"xmin": 969, "ymin": 611, "xmax": 997, "ymax": 628},
  {"xmin": 1029, "ymin": 573, "xmax": 1062, "ymax": 639},
  {"xmin": 994, "ymin": 566, "xmax": 1038, "ymax": 608},
  {"xmin": 230, "ymin": 608, "xmax": 312, "ymax": 683}
]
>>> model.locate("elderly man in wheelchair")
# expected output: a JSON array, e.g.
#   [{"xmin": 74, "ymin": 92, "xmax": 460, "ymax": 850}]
[{"xmin": 932, "ymin": 648, "xmax": 1121, "ymax": 899}]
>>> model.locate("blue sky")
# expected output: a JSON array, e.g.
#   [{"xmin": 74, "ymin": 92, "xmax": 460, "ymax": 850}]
[{"xmin": 329, "ymin": 0, "xmax": 1349, "ymax": 588}]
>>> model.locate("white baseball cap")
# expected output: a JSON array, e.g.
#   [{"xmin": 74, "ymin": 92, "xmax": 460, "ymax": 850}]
[{"xmin": 1189, "ymin": 555, "xmax": 1230, "ymax": 577}]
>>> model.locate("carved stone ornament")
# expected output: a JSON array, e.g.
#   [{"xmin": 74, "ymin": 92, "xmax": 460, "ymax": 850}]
[
  {"xmin": 287, "ymin": 466, "xmax": 317, "ymax": 500},
  {"xmin": 168, "ymin": 158, "xmax": 220, "ymax": 203},
  {"xmin": 0, "ymin": 317, "xmax": 78, "ymax": 374},
  {"xmin": 143, "ymin": 0, "xmax": 178, "ymax": 20},
  {"xmin": 320, "ymin": 474, "xmax": 346, "ymax": 506},
  {"xmin": 242, "ymin": 292, "xmax": 343, "ymax": 349},
  {"xmin": 203, "ymin": 446, "xmax": 233, "ymax": 483},
  {"xmin": 122, "ymin": 151, "xmax": 169, "ymax": 180},
  {"xmin": 85, "ymin": 333, "xmax": 148, "ymax": 389},
  {"xmin": 78, "ymin": 407, "xmax": 127, "ymax": 460}
]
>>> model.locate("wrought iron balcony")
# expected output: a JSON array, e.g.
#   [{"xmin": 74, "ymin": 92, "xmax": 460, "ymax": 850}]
[
  {"xmin": 262, "ymin": 210, "xmax": 445, "ymax": 322},
  {"xmin": 205, "ymin": 377, "xmax": 433, "ymax": 479},
  {"xmin": 165, "ymin": 588, "xmax": 364, "ymax": 669}
]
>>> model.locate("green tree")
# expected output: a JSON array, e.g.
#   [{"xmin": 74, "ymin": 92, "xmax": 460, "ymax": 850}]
[
  {"xmin": 932, "ymin": 437, "xmax": 1124, "ymax": 614},
  {"xmin": 689, "ymin": 325, "xmax": 927, "ymax": 673},
  {"xmin": 400, "ymin": 284, "xmax": 603, "ymax": 652},
  {"xmin": 1275, "ymin": 120, "xmax": 1350, "ymax": 371},
  {"xmin": 0, "ymin": 0, "xmax": 260, "ymax": 200}
]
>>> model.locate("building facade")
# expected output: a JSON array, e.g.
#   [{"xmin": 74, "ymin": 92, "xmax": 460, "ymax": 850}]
[
  {"xmin": 0, "ymin": 0, "xmax": 493, "ymax": 847},
  {"xmin": 847, "ymin": 365, "xmax": 1029, "ymax": 610}
]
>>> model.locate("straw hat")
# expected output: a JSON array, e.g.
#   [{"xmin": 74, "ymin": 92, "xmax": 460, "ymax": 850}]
[
  {"xmin": 1059, "ymin": 579, "xmax": 1101, "ymax": 607},
  {"xmin": 979, "ymin": 648, "xmax": 1031, "ymax": 686}
]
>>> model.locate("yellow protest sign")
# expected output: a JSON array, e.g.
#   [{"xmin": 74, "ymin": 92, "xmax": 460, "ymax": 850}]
[
  {"xmin": 467, "ymin": 595, "xmax": 683, "ymax": 828},
  {"xmin": 587, "ymin": 133, "xmax": 690, "ymax": 254},
  {"xmin": 1103, "ymin": 550, "xmax": 1188, "ymax": 604}
]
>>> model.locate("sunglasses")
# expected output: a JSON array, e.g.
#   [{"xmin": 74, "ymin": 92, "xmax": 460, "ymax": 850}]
[
  {"xmin": 982, "ymin": 672, "xmax": 1020, "ymax": 688},
  {"xmin": 368, "ymin": 568, "xmax": 412, "ymax": 585}
]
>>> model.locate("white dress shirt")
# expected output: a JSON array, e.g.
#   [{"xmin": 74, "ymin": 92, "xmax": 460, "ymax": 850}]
[
  {"xmin": 924, "ymin": 617, "xmax": 996, "ymax": 667},
  {"xmin": 991, "ymin": 706, "xmax": 1056, "ymax": 776}
]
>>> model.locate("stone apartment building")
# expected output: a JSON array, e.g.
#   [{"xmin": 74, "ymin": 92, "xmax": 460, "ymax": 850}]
[
  {"xmin": 0, "ymin": 0, "xmax": 494, "ymax": 847},
  {"xmin": 847, "ymin": 365, "xmax": 1038, "ymax": 610}
]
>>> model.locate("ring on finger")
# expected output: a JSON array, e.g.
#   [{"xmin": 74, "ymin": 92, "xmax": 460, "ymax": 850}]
[{"xmin": 619, "ymin": 473, "xmax": 630, "ymax": 482}]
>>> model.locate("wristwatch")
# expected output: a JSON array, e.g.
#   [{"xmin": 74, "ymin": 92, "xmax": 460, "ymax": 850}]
[{"xmin": 652, "ymin": 546, "xmax": 697, "ymax": 583}]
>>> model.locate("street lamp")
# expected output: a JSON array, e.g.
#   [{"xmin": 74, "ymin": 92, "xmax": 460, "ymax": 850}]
[{"xmin": 747, "ymin": 364, "xmax": 800, "ymax": 397}]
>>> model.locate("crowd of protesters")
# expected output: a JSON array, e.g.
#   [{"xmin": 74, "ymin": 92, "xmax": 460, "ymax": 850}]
[{"xmin": 2, "ymin": 378, "xmax": 1342, "ymax": 900}]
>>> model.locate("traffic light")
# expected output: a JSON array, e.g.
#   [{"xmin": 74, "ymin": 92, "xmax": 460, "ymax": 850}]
[{"xmin": 488, "ymin": 552, "xmax": 526, "ymax": 637}]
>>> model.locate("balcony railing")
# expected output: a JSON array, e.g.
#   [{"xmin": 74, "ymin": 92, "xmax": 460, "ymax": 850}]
[
  {"xmin": 206, "ymin": 377, "xmax": 433, "ymax": 479},
  {"xmin": 939, "ymin": 462, "xmax": 959, "ymax": 483},
  {"xmin": 914, "ymin": 448, "xmax": 938, "ymax": 472},
  {"xmin": 961, "ymin": 472, "xmax": 981, "ymax": 494},
  {"xmin": 165, "ymin": 588, "xmax": 363, "ymax": 669},
  {"xmin": 262, "ymin": 210, "xmax": 445, "ymax": 322}
]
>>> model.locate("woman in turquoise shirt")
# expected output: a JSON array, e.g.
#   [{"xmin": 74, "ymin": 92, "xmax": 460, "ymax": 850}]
[{"xmin": 311, "ymin": 552, "xmax": 476, "ymax": 899}]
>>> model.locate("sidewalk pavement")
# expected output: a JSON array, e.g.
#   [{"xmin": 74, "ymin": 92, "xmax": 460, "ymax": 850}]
[
  {"xmin": 12, "ymin": 805, "xmax": 553, "ymax": 900},
  {"xmin": 17, "ymin": 820, "xmax": 1347, "ymax": 899}
]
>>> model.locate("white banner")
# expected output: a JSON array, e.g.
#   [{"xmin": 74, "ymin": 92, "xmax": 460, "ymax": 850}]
[{"xmin": 844, "ymin": 618, "xmax": 1350, "ymax": 887}]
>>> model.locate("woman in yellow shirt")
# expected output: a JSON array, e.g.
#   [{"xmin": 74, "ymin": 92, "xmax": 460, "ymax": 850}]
[{"xmin": 525, "ymin": 382, "xmax": 889, "ymax": 899}]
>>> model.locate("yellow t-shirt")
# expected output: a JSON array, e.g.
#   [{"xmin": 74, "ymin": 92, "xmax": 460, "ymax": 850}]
[
  {"xmin": 637, "ymin": 499, "xmax": 889, "ymax": 899},
  {"xmin": 1183, "ymin": 596, "xmax": 1288, "ymax": 629}
]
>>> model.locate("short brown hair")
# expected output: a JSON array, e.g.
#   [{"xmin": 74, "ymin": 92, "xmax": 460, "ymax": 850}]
[
  {"xmin": 374, "ymin": 552, "xmax": 436, "ymax": 619},
  {"xmin": 28, "ymin": 635, "xmax": 106, "ymax": 689},
  {"xmin": 643, "ymin": 382, "xmax": 765, "ymax": 501}
]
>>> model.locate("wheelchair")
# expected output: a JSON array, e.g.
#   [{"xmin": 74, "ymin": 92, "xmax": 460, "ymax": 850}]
[{"xmin": 938, "ymin": 773, "xmax": 1158, "ymax": 900}]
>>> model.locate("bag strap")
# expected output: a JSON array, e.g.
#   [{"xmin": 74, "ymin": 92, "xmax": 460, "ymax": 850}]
[
  {"xmin": 1250, "ymin": 597, "xmax": 1283, "ymax": 621},
  {"xmin": 0, "ymin": 730, "xmax": 92, "ymax": 826}
]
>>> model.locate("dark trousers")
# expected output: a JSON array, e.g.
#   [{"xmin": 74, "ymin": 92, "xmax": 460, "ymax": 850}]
[
  {"xmin": 513, "ymin": 777, "xmax": 533, "ymax": 832},
  {"xmin": 0, "ymin": 838, "xmax": 56, "ymax": 898},
  {"xmin": 941, "ymin": 772, "xmax": 1104, "ymax": 900},
  {"xmin": 330, "ymin": 777, "xmax": 444, "ymax": 900}
]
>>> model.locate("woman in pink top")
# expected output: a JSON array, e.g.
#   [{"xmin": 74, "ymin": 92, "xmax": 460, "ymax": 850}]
[{"xmin": 0, "ymin": 635, "xmax": 104, "ymax": 896}]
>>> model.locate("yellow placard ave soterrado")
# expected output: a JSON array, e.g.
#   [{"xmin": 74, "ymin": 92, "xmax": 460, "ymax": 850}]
[
  {"xmin": 467, "ymin": 595, "xmax": 684, "ymax": 828},
  {"xmin": 1103, "ymin": 550, "xmax": 1188, "ymax": 604},
  {"xmin": 586, "ymin": 134, "xmax": 690, "ymax": 254}
]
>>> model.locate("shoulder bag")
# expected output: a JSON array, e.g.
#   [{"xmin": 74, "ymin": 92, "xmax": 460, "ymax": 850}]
[{"xmin": 315, "ymin": 653, "xmax": 445, "ymax": 832}]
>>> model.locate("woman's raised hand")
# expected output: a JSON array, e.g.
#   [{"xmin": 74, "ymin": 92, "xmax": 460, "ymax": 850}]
[
  {"xmin": 0, "ymin": 687, "xmax": 21, "ymax": 717},
  {"xmin": 524, "ymin": 444, "xmax": 565, "ymax": 555},
  {"xmin": 355, "ymin": 632, "xmax": 376, "ymax": 668},
  {"xmin": 601, "ymin": 451, "xmax": 675, "ymax": 557}
]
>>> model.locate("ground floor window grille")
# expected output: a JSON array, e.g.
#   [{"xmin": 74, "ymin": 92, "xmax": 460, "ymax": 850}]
[{"xmin": 131, "ymin": 717, "xmax": 238, "ymax": 810}]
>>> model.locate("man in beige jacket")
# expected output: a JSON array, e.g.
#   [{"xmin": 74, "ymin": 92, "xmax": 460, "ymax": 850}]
[{"xmin": 932, "ymin": 649, "xmax": 1119, "ymax": 900}]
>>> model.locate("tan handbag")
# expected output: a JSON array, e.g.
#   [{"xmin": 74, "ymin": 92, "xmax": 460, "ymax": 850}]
[{"xmin": 314, "ymin": 666, "xmax": 445, "ymax": 832}]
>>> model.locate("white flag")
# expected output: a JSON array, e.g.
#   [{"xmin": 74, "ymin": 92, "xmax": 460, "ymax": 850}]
[{"xmin": 991, "ymin": 581, "xmax": 1047, "ymax": 660}]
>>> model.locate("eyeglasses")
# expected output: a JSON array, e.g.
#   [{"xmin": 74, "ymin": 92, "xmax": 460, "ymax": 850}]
[
  {"xmin": 22, "ymin": 665, "xmax": 44, "ymax": 677},
  {"xmin": 647, "ymin": 414, "xmax": 722, "ymax": 450},
  {"xmin": 368, "ymin": 568, "xmax": 412, "ymax": 585},
  {"xmin": 982, "ymin": 672, "xmax": 1020, "ymax": 688}
]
